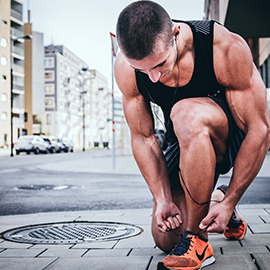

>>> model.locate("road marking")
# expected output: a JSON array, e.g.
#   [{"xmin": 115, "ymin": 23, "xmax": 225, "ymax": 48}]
[{"xmin": 0, "ymin": 168, "xmax": 19, "ymax": 174}]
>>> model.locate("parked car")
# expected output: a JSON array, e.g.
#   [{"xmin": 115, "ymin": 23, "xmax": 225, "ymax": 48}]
[
  {"xmin": 42, "ymin": 136, "xmax": 61, "ymax": 153},
  {"xmin": 155, "ymin": 129, "xmax": 168, "ymax": 151},
  {"xmin": 57, "ymin": 138, "xmax": 74, "ymax": 153},
  {"xmin": 14, "ymin": 135, "xmax": 48, "ymax": 155}
]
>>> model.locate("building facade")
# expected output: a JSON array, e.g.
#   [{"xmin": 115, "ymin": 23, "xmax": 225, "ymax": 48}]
[
  {"xmin": 0, "ymin": 0, "xmax": 11, "ymax": 147},
  {"xmin": 0, "ymin": 0, "xmax": 26, "ymax": 148},
  {"xmin": 43, "ymin": 45, "xmax": 111, "ymax": 149}
]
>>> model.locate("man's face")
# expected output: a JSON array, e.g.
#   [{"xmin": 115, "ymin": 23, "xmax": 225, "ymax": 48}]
[{"xmin": 125, "ymin": 40, "xmax": 177, "ymax": 83}]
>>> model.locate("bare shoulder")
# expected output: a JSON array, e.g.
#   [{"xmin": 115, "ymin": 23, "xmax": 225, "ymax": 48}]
[
  {"xmin": 213, "ymin": 23, "xmax": 253, "ymax": 90},
  {"xmin": 114, "ymin": 52, "xmax": 140, "ymax": 99}
]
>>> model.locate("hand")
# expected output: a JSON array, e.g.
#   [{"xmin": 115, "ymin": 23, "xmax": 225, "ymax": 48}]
[
  {"xmin": 199, "ymin": 202, "xmax": 233, "ymax": 233},
  {"xmin": 155, "ymin": 201, "xmax": 182, "ymax": 233}
]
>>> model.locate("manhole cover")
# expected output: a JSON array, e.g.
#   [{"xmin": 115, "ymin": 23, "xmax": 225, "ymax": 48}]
[{"xmin": 1, "ymin": 221, "xmax": 143, "ymax": 245}]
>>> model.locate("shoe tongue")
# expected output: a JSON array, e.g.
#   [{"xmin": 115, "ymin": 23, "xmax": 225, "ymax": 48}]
[{"xmin": 183, "ymin": 231, "xmax": 196, "ymax": 239}]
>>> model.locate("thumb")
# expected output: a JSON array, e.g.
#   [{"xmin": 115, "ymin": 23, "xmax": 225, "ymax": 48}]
[{"xmin": 199, "ymin": 212, "xmax": 214, "ymax": 230}]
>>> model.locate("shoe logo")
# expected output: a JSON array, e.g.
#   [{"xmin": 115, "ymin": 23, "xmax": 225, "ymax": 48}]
[{"xmin": 196, "ymin": 245, "xmax": 208, "ymax": 261}]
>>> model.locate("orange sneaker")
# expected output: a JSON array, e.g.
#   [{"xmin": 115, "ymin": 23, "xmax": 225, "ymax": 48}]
[
  {"xmin": 224, "ymin": 209, "xmax": 247, "ymax": 240},
  {"xmin": 217, "ymin": 185, "xmax": 247, "ymax": 241},
  {"xmin": 157, "ymin": 231, "xmax": 215, "ymax": 270}
]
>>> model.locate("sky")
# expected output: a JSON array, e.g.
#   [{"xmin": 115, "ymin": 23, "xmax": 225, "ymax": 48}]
[{"xmin": 19, "ymin": 0, "xmax": 205, "ymax": 87}]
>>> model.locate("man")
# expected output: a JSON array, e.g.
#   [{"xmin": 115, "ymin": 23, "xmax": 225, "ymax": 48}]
[{"xmin": 114, "ymin": 1, "xmax": 270, "ymax": 269}]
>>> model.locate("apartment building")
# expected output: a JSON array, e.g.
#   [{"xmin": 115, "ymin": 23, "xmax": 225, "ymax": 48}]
[
  {"xmin": 0, "ymin": 0, "xmax": 26, "ymax": 148},
  {"xmin": 0, "ymin": 0, "xmax": 10, "ymax": 147},
  {"xmin": 43, "ymin": 45, "xmax": 111, "ymax": 149}
]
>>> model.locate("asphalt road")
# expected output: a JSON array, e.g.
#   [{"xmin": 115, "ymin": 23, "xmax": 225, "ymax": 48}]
[
  {"xmin": 0, "ymin": 151, "xmax": 152, "ymax": 216},
  {"xmin": 0, "ymin": 150, "xmax": 269, "ymax": 216}
]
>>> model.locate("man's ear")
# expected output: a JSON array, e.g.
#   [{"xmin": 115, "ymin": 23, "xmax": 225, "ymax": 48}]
[{"xmin": 172, "ymin": 25, "xmax": 181, "ymax": 39}]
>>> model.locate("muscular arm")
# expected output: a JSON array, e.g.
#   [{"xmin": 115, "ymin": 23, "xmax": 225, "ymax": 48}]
[
  {"xmin": 115, "ymin": 53, "xmax": 182, "ymax": 231},
  {"xmin": 200, "ymin": 24, "xmax": 270, "ymax": 232}
]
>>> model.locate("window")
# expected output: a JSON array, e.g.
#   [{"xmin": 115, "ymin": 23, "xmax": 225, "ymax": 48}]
[
  {"xmin": 45, "ymin": 98, "xmax": 54, "ymax": 107},
  {"xmin": 45, "ymin": 84, "xmax": 55, "ymax": 94},
  {"xmin": 45, "ymin": 71, "xmax": 54, "ymax": 81},
  {"xmin": 44, "ymin": 58, "xmax": 54, "ymax": 67},
  {"xmin": 1, "ymin": 93, "xmax": 7, "ymax": 102},
  {"xmin": 2, "ymin": 75, "xmax": 7, "ymax": 82},
  {"xmin": 1, "ymin": 56, "xmax": 7, "ymax": 66},
  {"xmin": 1, "ymin": 112, "xmax": 7, "ymax": 120},
  {"xmin": 2, "ymin": 19, "xmax": 7, "ymax": 27},
  {"xmin": 46, "ymin": 114, "xmax": 51, "ymax": 125},
  {"xmin": 0, "ymin": 38, "xmax": 7, "ymax": 47}
]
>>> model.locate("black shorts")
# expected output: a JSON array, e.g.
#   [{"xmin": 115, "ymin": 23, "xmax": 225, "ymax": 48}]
[{"xmin": 165, "ymin": 96, "xmax": 246, "ymax": 189}]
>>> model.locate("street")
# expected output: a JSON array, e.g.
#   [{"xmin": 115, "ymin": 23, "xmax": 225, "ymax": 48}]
[{"xmin": 0, "ymin": 150, "xmax": 270, "ymax": 216}]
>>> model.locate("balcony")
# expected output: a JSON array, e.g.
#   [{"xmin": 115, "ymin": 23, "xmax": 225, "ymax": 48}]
[
  {"xmin": 10, "ymin": 9, "xmax": 23, "ymax": 22},
  {"xmin": 11, "ymin": 27, "xmax": 24, "ymax": 39},
  {"xmin": 13, "ymin": 63, "xmax": 24, "ymax": 74}
]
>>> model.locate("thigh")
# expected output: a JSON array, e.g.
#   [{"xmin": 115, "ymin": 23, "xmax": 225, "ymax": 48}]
[
  {"xmin": 170, "ymin": 97, "xmax": 229, "ymax": 163},
  {"xmin": 151, "ymin": 186, "xmax": 187, "ymax": 253}
]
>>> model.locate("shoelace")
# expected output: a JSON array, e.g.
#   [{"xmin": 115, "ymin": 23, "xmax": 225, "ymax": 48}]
[{"xmin": 169, "ymin": 234, "xmax": 193, "ymax": 256}]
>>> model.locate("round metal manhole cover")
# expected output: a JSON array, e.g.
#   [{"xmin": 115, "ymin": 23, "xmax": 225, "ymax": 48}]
[{"xmin": 1, "ymin": 221, "xmax": 143, "ymax": 245}]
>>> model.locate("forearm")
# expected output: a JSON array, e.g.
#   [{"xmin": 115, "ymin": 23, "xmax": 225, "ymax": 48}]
[
  {"xmin": 223, "ymin": 128, "xmax": 270, "ymax": 209},
  {"xmin": 131, "ymin": 135, "xmax": 172, "ymax": 204}
]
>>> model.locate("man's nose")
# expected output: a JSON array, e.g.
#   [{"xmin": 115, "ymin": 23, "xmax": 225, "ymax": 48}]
[{"xmin": 148, "ymin": 70, "xmax": 161, "ymax": 83}]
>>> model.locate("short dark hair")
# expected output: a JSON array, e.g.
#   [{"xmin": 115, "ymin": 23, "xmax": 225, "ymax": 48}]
[{"xmin": 116, "ymin": 0, "xmax": 173, "ymax": 60}]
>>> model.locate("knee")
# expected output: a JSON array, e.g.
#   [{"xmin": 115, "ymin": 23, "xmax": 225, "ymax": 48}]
[{"xmin": 171, "ymin": 101, "xmax": 209, "ymax": 146}]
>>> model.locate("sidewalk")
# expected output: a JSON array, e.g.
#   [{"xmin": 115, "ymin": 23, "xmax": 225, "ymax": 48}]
[{"xmin": 0, "ymin": 149, "xmax": 270, "ymax": 269}]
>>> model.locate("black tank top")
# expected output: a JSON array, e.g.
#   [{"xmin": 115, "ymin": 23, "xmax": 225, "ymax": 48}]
[{"xmin": 135, "ymin": 20, "xmax": 226, "ymax": 143}]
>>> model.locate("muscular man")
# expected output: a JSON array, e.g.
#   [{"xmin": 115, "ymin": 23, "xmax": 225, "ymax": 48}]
[{"xmin": 114, "ymin": 1, "xmax": 270, "ymax": 269}]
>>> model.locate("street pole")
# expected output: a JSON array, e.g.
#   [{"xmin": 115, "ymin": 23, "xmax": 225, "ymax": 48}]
[
  {"xmin": 10, "ymin": 30, "xmax": 14, "ymax": 157},
  {"xmin": 10, "ymin": 67, "xmax": 14, "ymax": 157},
  {"xmin": 82, "ymin": 94, "xmax": 85, "ymax": 151},
  {"xmin": 10, "ymin": 33, "xmax": 32, "ymax": 156},
  {"xmin": 111, "ymin": 48, "xmax": 116, "ymax": 170}
]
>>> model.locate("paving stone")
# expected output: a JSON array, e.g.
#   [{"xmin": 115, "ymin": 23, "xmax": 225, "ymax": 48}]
[
  {"xmin": 30, "ymin": 244, "xmax": 74, "ymax": 249},
  {"xmin": 114, "ymin": 232, "xmax": 155, "ymax": 249},
  {"xmin": 130, "ymin": 247, "xmax": 164, "ymax": 257},
  {"xmin": 83, "ymin": 248, "xmax": 130, "ymax": 257},
  {"xmin": 0, "ymin": 248, "xmax": 46, "ymax": 257},
  {"xmin": 0, "ymin": 258, "xmax": 58, "ymax": 270},
  {"xmin": 241, "ymin": 215, "xmax": 264, "ymax": 223},
  {"xmin": 253, "ymin": 254, "xmax": 270, "ymax": 269},
  {"xmin": 206, "ymin": 254, "xmax": 258, "ymax": 270},
  {"xmin": 241, "ymin": 234, "xmax": 270, "ymax": 246},
  {"xmin": 0, "ymin": 240, "xmax": 33, "ymax": 249},
  {"xmin": 248, "ymin": 223, "xmax": 270, "ymax": 233},
  {"xmin": 71, "ymin": 240, "xmax": 117, "ymax": 249},
  {"xmin": 259, "ymin": 214, "xmax": 270, "ymax": 223},
  {"xmin": 240, "ymin": 208, "xmax": 269, "ymax": 216},
  {"xmin": 222, "ymin": 245, "xmax": 269, "ymax": 254},
  {"xmin": 149, "ymin": 254, "xmax": 169, "ymax": 270},
  {"xmin": 38, "ymin": 247, "xmax": 87, "ymax": 257},
  {"xmin": 45, "ymin": 256, "xmax": 151, "ymax": 270}
]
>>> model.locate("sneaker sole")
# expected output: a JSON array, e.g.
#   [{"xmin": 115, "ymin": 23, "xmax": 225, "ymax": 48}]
[{"xmin": 157, "ymin": 256, "xmax": 215, "ymax": 270}]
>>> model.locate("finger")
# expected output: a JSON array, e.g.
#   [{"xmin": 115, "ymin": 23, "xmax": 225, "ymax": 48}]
[
  {"xmin": 165, "ymin": 216, "xmax": 177, "ymax": 230},
  {"xmin": 174, "ymin": 213, "xmax": 183, "ymax": 225},
  {"xmin": 171, "ymin": 215, "xmax": 182, "ymax": 229},
  {"xmin": 205, "ymin": 222, "xmax": 224, "ymax": 234},
  {"xmin": 199, "ymin": 213, "xmax": 216, "ymax": 230},
  {"xmin": 157, "ymin": 220, "xmax": 170, "ymax": 233}
]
